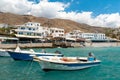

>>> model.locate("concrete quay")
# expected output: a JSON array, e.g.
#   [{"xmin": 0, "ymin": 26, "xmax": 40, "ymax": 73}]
[
  {"xmin": 0, "ymin": 42, "xmax": 120, "ymax": 49},
  {"xmin": 85, "ymin": 42, "xmax": 120, "ymax": 47},
  {"xmin": 0, "ymin": 43, "xmax": 53, "ymax": 49}
]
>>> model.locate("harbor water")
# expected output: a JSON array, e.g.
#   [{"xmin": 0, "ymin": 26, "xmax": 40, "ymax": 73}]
[{"xmin": 0, "ymin": 47, "xmax": 120, "ymax": 80}]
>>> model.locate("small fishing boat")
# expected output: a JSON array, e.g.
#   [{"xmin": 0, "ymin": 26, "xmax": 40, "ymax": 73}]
[
  {"xmin": 7, "ymin": 46, "xmax": 63, "ymax": 61},
  {"xmin": 0, "ymin": 49, "xmax": 11, "ymax": 57},
  {"xmin": 34, "ymin": 56, "xmax": 101, "ymax": 71}
]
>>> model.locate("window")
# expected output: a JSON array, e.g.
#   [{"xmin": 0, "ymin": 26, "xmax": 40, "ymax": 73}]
[
  {"xmin": 19, "ymin": 32, "xmax": 23, "ymax": 35},
  {"xmin": 37, "ymin": 24, "xmax": 39, "ymax": 26},
  {"xmin": 51, "ymin": 30, "xmax": 54, "ymax": 33},
  {"xmin": 27, "ymin": 33, "xmax": 31, "ymax": 35},
  {"xmin": 56, "ymin": 30, "xmax": 58, "ymax": 33},
  {"xmin": 37, "ymin": 33, "xmax": 41, "ymax": 36},
  {"xmin": 21, "ymin": 27, "xmax": 25, "ymax": 30},
  {"xmin": 33, "ymin": 28, "xmax": 35, "ymax": 30},
  {"xmin": 29, "ymin": 28, "xmax": 32, "ymax": 30}
]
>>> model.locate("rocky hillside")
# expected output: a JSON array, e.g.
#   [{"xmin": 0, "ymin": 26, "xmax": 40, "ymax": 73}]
[{"xmin": 0, "ymin": 12, "xmax": 108, "ymax": 33}]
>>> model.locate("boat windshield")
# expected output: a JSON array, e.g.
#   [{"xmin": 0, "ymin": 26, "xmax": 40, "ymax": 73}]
[{"xmin": 14, "ymin": 46, "xmax": 21, "ymax": 52}]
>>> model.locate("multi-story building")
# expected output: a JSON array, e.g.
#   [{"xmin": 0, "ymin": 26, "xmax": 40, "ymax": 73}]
[
  {"xmin": 49, "ymin": 28, "xmax": 65, "ymax": 38},
  {"xmin": 14, "ymin": 22, "xmax": 50, "ymax": 43},
  {"xmin": 65, "ymin": 30, "xmax": 84, "ymax": 41},
  {"xmin": 15, "ymin": 22, "xmax": 49, "ymax": 39},
  {"xmin": 81, "ymin": 33, "xmax": 107, "ymax": 42}
]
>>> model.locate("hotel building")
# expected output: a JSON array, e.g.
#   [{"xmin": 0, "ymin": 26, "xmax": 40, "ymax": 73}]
[
  {"xmin": 14, "ymin": 22, "xmax": 65, "ymax": 42},
  {"xmin": 14, "ymin": 22, "xmax": 50, "ymax": 42}
]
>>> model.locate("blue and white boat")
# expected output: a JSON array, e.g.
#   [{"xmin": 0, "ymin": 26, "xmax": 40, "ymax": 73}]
[
  {"xmin": 34, "ymin": 56, "xmax": 101, "ymax": 71},
  {"xmin": 7, "ymin": 46, "xmax": 63, "ymax": 61}
]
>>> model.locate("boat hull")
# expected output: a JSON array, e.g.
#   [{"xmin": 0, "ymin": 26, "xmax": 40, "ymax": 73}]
[
  {"xmin": 37, "ymin": 56, "xmax": 101, "ymax": 71},
  {"xmin": 40, "ymin": 61, "xmax": 100, "ymax": 70},
  {"xmin": 7, "ymin": 51, "xmax": 63, "ymax": 61},
  {"xmin": 8, "ymin": 51, "xmax": 33, "ymax": 60}
]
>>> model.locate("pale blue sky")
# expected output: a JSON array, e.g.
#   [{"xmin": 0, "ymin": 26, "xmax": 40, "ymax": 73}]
[{"xmin": 29, "ymin": 0, "xmax": 120, "ymax": 16}]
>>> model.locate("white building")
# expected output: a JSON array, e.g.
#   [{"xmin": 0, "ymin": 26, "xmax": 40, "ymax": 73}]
[
  {"xmin": 14, "ymin": 22, "xmax": 65, "ymax": 42},
  {"xmin": 81, "ymin": 33, "xmax": 107, "ymax": 41},
  {"xmin": 65, "ymin": 30, "xmax": 83, "ymax": 41},
  {"xmin": 66, "ymin": 30, "xmax": 108, "ymax": 42},
  {"xmin": 49, "ymin": 28, "xmax": 65, "ymax": 38},
  {"xmin": 0, "ymin": 23, "xmax": 9, "ymax": 28},
  {"xmin": 15, "ymin": 22, "xmax": 49, "ymax": 39}
]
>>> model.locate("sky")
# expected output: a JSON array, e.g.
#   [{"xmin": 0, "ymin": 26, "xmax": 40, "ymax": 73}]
[{"xmin": 0, "ymin": 0, "xmax": 120, "ymax": 28}]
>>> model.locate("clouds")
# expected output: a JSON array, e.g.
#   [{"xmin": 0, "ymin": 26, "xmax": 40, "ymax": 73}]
[
  {"xmin": 31, "ymin": 0, "xmax": 70, "ymax": 18},
  {"xmin": 0, "ymin": 0, "xmax": 120, "ymax": 28},
  {"xmin": 0, "ymin": 0, "xmax": 32, "ymax": 15},
  {"xmin": 91, "ymin": 13, "xmax": 120, "ymax": 27}
]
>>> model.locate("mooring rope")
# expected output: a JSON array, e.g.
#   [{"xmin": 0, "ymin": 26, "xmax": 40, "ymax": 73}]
[{"xmin": 23, "ymin": 60, "xmax": 34, "ymax": 80}]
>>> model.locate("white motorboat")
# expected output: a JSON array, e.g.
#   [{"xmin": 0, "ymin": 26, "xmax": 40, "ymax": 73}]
[
  {"xmin": 0, "ymin": 49, "xmax": 10, "ymax": 57},
  {"xmin": 34, "ymin": 56, "xmax": 101, "ymax": 71}
]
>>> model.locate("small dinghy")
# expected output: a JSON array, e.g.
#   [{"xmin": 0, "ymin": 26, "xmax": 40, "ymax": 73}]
[{"xmin": 0, "ymin": 49, "xmax": 11, "ymax": 57}]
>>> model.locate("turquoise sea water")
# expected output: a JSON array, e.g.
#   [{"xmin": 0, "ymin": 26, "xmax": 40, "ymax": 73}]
[{"xmin": 0, "ymin": 47, "xmax": 120, "ymax": 80}]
